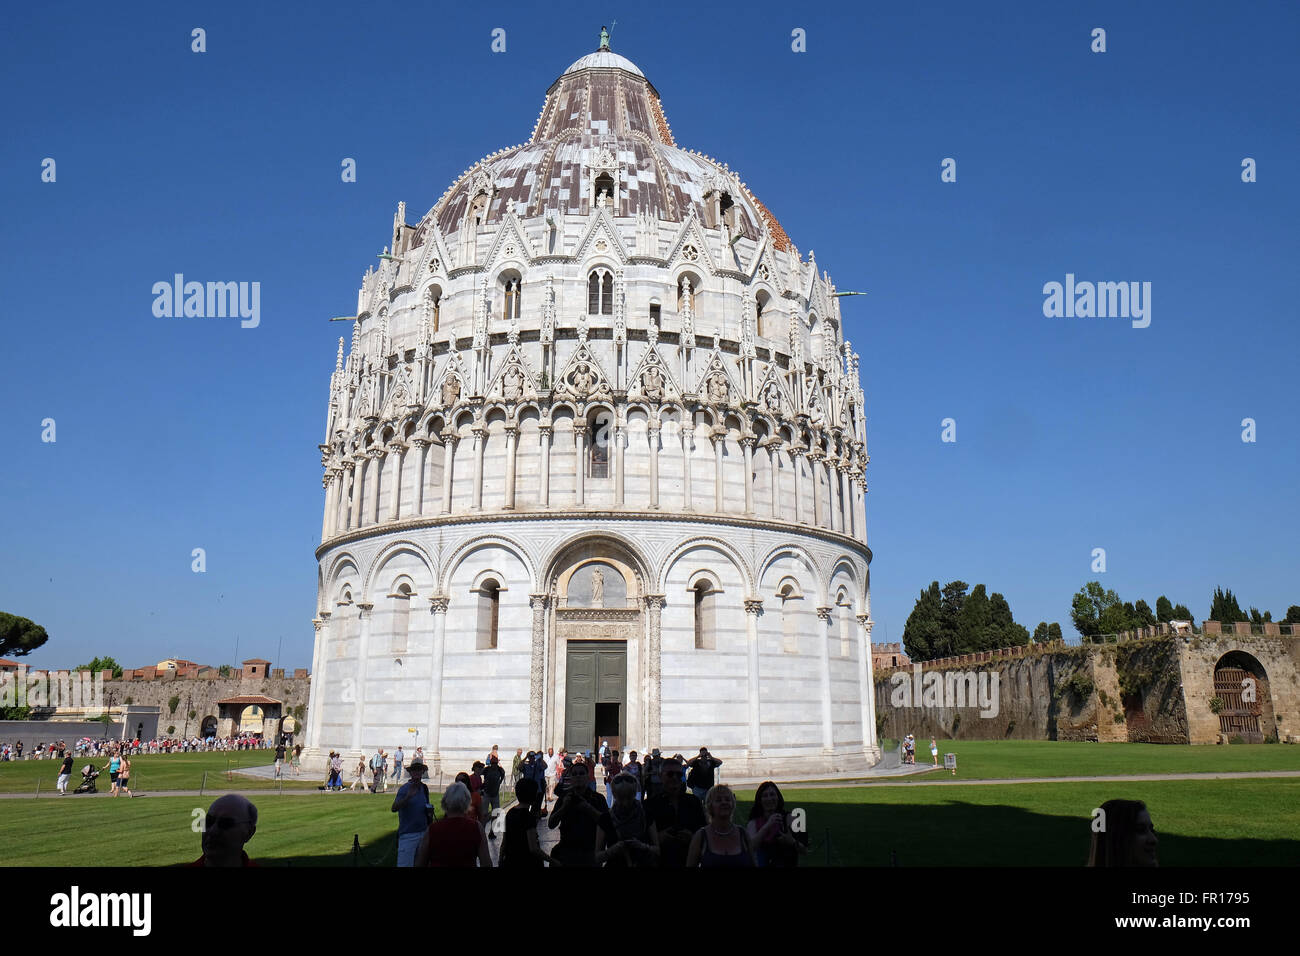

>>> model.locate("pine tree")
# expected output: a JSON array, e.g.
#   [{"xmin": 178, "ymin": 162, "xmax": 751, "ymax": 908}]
[
  {"xmin": 1209, "ymin": 587, "xmax": 1247, "ymax": 625},
  {"xmin": 902, "ymin": 582, "xmax": 945, "ymax": 661},
  {"xmin": 1155, "ymin": 596, "xmax": 1174, "ymax": 623},
  {"xmin": 1134, "ymin": 600, "xmax": 1156, "ymax": 627}
]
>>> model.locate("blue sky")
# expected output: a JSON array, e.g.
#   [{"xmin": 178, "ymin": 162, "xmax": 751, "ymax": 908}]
[{"xmin": 2, "ymin": 1, "xmax": 1296, "ymax": 671}]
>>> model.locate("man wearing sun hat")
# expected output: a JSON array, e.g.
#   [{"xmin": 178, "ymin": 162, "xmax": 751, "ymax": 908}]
[{"xmin": 392, "ymin": 757, "xmax": 433, "ymax": 866}]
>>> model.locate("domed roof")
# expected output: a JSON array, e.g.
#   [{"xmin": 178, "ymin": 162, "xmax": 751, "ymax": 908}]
[
  {"xmin": 420, "ymin": 35, "xmax": 791, "ymax": 251},
  {"xmin": 560, "ymin": 50, "xmax": 644, "ymax": 79}
]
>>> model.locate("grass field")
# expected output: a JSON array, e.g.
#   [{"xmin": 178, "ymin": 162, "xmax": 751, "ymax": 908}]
[
  {"xmin": 872, "ymin": 740, "xmax": 1300, "ymax": 781},
  {"xmin": 1, "ymin": 778, "xmax": 1295, "ymax": 866},
  {"xmin": 3, "ymin": 741, "xmax": 1297, "ymax": 865},
  {"xmin": 0, "ymin": 751, "xmax": 321, "ymax": 794}
]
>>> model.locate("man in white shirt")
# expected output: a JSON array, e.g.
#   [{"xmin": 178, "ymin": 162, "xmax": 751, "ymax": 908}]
[{"xmin": 544, "ymin": 747, "xmax": 558, "ymax": 806}]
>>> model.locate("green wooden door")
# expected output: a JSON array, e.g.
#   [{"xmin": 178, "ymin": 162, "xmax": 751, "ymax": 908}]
[{"xmin": 565, "ymin": 642, "xmax": 625, "ymax": 752}]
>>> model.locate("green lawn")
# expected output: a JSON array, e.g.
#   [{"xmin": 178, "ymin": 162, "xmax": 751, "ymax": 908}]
[
  {"xmin": 872, "ymin": 740, "xmax": 1300, "ymax": 781},
  {"xmin": 735, "ymin": 778, "xmax": 1300, "ymax": 866},
  {"xmin": 0, "ymin": 751, "xmax": 322, "ymax": 794},
  {"xmin": 1, "ymin": 778, "xmax": 1294, "ymax": 866}
]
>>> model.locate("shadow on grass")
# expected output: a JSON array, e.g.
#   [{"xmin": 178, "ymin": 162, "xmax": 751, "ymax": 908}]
[{"xmin": 790, "ymin": 798, "xmax": 1300, "ymax": 867}]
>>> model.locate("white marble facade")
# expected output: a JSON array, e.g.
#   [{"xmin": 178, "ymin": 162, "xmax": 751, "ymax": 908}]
[{"xmin": 304, "ymin": 40, "xmax": 878, "ymax": 776}]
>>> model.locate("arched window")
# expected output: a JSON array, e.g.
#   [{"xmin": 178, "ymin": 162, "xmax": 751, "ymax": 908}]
[
  {"xmin": 477, "ymin": 578, "xmax": 501, "ymax": 650},
  {"xmin": 390, "ymin": 582, "xmax": 413, "ymax": 654},
  {"xmin": 778, "ymin": 579, "xmax": 801, "ymax": 653},
  {"xmin": 836, "ymin": 588, "xmax": 853, "ymax": 658},
  {"xmin": 594, "ymin": 172, "xmax": 615, "ymax": 209},
  {"xmin": 587, "ymin": 269, "xmax": 614, "ymax": 315},
  {"xmin": 503, "ymin": 278, "xmax": 521, "ymax": 321},
  {"xmin": 692, "ymin": 578, "xmax": 716, "ymax": 650},
  {"xmin": 719, "ymin": 192, "xmax": 738, "ymax": 232},
  {"xmin": 677, "ymin": 276, "xmax": 698, "ymax": 313},
  {"xmin": 588, "ymin": 411, "xmax": 610, "ymax": 478},
  {"xmin": 425, "ymin": 286, "xmax": 442, "ymax": 333}
]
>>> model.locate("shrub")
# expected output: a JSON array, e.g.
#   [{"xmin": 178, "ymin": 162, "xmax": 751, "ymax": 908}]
[
  {"xmin": 168, "ymin": 696, "xmax": 180, "ymax": 714},
  {"xmin": 1209, "ymin": 697, "xmax": 1224, "ymax": 714},
  {"xmin": 124, "ymin": 696, "xmax": 133, "ymax": 706}
]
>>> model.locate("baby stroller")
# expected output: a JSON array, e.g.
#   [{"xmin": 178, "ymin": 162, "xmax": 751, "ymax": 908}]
[{"xmin": 73, "ymin": 766, "xmax": 100, "ymax": 794}]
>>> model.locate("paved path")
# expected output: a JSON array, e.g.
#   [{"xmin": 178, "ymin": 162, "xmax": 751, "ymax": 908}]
[{"xmin": 4, "ymin": 769, "xmax": 1298, "ymax": 800}]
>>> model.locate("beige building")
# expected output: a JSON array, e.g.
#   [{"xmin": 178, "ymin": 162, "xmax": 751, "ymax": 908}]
[{"xmin": 304, "ymin": 36, "xmax": 878, "ymax": 777}]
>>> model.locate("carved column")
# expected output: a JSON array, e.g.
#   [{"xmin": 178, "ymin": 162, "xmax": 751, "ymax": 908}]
[
  {"xmin": 411, "ymin": 439, "xmax": 430, "ymax": 515},
  {"xmin": 440, "ymin": 431, "xmax": 457, "ymax": 515},
  {"xmin": 471, "ymin": 424, "xmax": 486, "ymax": 510},
  {"xmin": 614, "ymin": 422, "xmax": 625, "ymax": 506},
  {"xmin": 427, "ymin": 595, "xmax": 449, "ymax": 775},
  {"xmin": 815, "ymin": 606, "xmax": 834, "ymax": 755},
  {"xmin": 387, "ymin": 441, "xmax": 406, "ymax": 521},
  {"xmin": 857, "ymin": 614, "xmax": 878, "ymax": 756},
  {"xmin": 321, "ymin": 474, "xmax": 335, "ymax": 540},
  {"xmin": 539, "ymin": 424, "xmax": 552, "ymax": 507},
  {"xmin": 648, "ymin": 423, "xmax": 660, "ymax": 509},
  {"xmin": 840, "ymin": 459, "xmax": 853, "ymax": 536},
  {"xmin": 339, "ymin": 462, "xmax": 354, "ymax": 532},
  {"xmin": 308, "ymin": 614, "xmax": 330, "ymax": 749},
  {"xmin": 827, "ymin": 458, "xmax": 840, "ymax": 533},
  {"xmin": 367, "ymin": 450, "xmax": 384, "ymax": 526},
  {"xmin": 808, "ymin": 451, "xmax": 825, "ymax": 528},
  {"xmin": 744, "ymin": 598, "xmax": 763, "ymax": 762},
  {"xmin": 766, "ymin": 440, "xmax": 781, "ymax": 519},
  {"xmin": 645, "ymin": 595, "xmax": 664, "ymax": 747},
  {"xmin": 574, "ymin": 424, "xmax": 587, "ymax": 506},
  {"xmin": 503, "ymin": 423, "xmax": 518, "ymax": 509},
  {"xmin": 740, "ymin": 437, "xmax": 756, "ymax": 515},
  {"xmin": 351, "ymin": 602, "xmax": 374, "ymax": 755},
  {"xmin": 682, "ymin": 418, "xmax": 693, "ymax": 511},
  {"xmin": 350, "ymin": 458, "xmax": 365, "ymax": 529},
  {"xmin": 790, "ymin": 447, "xmax": 805, "ymax": 524},
  {"xmin": 528, "ymin": 593, "xmax": 548, "ymax": 745},
  {"xmin": 711, "ymin": 428, "xmax": 725, "ymax": 513},
  {"xmin": 856, "ymin": 475, "xmax": 868, "ymax": 543}
]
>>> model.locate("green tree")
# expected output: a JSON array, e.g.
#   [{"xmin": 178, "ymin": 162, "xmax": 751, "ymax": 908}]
[
  {"xmin": 77, "ymin": 656, "xmax": 123, "ymax": 678},
  {"xmin": 1047, "ymin": 622, "xmax": 1064, "ymax": 642},
  {"xmin": 988, "ymin": 592, "xmax": 1029, "ymax": 647},
  {"xmin": 1209, "ymin": 587, "xmax": 1247, "ymax": 625},
  {"xmin": 218, "ymin": 665, "xmax": 232, "ymax": 677},
  {"xmin": 1155, "ymin": 596, "xmax": 1174, "ymax": 623},
  {"xmin": 0, "ymin": 612, "xmax": 49, "ymax": 659},
  {"xmin": 0, "ymin": 705, "xmax": 32, "ymax": 720},
  {"xmin": 1172, "ymin": 603, "xmax": 1194, "ymax": 622},
  {"xmin": 168, "ymin": 695, "xmax": 180, "ymax": 714},
  {"xmin": 1032, "ymin": 622, "xmax": 1050, "ymax": 643},
  {"xmin": 1071, "ymin": 581, "xmax": 1126, "ymax": 638},
  {"xmin": 938, "ymin": 581, "xmax": 968, "ymax": 647},
  {"xmin": 1133, "ymin": 600, "xmax": 1157, "ymax": 628},
  {"xmin": 957, "ymin": 584, "xmax": 992, "ymax": 653},
  {"xmin": 1286, "ymin": 606, "xmax": 1300, "ymax": 624},
  {"xmin": 902, "ymin": 582, "xmax": 946, "ymax": 661}
]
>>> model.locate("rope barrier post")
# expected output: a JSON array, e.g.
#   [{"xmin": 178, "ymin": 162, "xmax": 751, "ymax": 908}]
[
  {"xmin": 200, "ymin": 770, "xmax": 206, "ymax": 797},
  {"xmin": 352, "ymin": 833, "xmax": 360, "ymax": 867},
  {"xmin": 824, "ymin": 827, "xmax": 831, "ymax": 867}
]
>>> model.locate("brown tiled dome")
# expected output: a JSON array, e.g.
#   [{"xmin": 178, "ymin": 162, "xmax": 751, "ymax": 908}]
[{"xmin": 419, "ymin": 42, "xmax": 790, "ymax": 251}]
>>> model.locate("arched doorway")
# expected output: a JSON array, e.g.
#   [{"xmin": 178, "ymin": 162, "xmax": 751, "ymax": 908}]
[
  {"xmin": 1213, "ymin": 651, "xmax": 1275, "ymax": 743},
  {"xmin": 200, "ymin": 715, "xmax": 217, "ymax": 739},
  {"xmin": 545, "ymin": 536, "xmax": 649, "ymax": 754}
]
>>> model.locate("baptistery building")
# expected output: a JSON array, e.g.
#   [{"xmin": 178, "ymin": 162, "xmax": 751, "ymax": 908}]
[{"xmin": 304, "ymin": 36, "xmax": 878, "ymax": 776}]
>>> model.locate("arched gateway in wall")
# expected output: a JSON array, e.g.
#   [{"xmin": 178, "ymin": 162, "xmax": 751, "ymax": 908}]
[{"xmin": 302, "ymin": 36, "xmax": 879, "ymax": 778}]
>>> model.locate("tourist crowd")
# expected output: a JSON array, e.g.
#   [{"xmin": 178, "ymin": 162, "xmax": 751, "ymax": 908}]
[{"xmin": 0, "ymin": 734, "xmax": 278, "ymax": 761}]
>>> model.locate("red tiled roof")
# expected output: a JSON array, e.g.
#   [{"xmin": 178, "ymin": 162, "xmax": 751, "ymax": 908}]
[{"xmin": 216, "ymin": 695, "xmax": 281, "ymax": 706}]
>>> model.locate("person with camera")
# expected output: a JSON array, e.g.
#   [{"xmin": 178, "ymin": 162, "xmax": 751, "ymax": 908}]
[
  {"xmin": 546, "ymin": 760, "xmax": 608, "ymax": 866},
  {"xmin": 391, "ymin": 758, "xmax": 433, "ymax": 867},
  {"xmin": 686, "ymin": 747, "xmax": 722, "ymax": 801},
  {"xmin": 645, "ymin": 757, "xmax": 706, "ymax": 867},
  {"xmin": 596, "ymin": 772, "xmax": 654, "ymax": 867}
]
